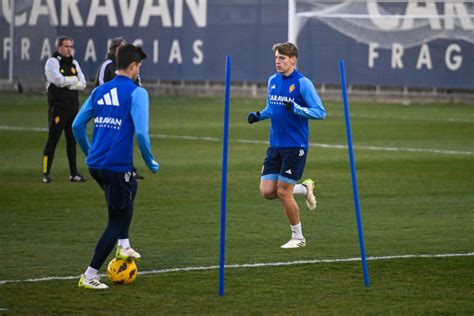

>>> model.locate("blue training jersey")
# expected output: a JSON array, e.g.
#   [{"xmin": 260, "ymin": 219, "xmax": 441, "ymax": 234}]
[
  {"xmin": 72, "ymin": 75, "xmax": 156, "ymax": 173},
  {"xmin": 259, "ymin": 69, "xmax": 326, "ymax": 148}
]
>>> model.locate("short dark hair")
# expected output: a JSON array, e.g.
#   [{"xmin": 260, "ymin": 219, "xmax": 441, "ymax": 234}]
[
  {"xmin": 272, "ymin": 42, "xmax": 298, "ymax": 58},
  {"xmin": 55, "ymin": 36, "xmax": 73, "ymax": 48},
  {"xmin": 116, "ymin": 44, "xmax": 147, "ymax": 69}
]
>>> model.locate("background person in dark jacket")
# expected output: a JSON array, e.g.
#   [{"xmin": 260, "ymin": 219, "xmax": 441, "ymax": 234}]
[{"xmin": 42, "ymin": 35, "xmax": 86, "ymax": 183}]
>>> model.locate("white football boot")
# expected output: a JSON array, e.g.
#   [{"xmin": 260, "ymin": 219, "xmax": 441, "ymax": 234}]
[
  {"xmin": 280, "ymin": 238, "xmax": 306, "ymax": 249},
  {"xmin": 78, "ymin": 275, "xmax": 108, "ymax": 290},
  {"xmin": 302, "ymin": 179, "xmax": 317, "ymax": 211},
  {"xmin": 116, "ymin": 246, "xmax": 141, "ymax": 260}
]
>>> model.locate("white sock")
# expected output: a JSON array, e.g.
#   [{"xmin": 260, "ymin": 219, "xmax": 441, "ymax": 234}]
[
  {"xmin": 290, "ymin": 223, "xmax": 304, "ymax": 239},
  {"xmin": 118, "ymin": 238, "xmax": 130, "ymax": 249},
  {"xmin": 84, "ymin": 266, "xmax": 98, "ymax": 280},
  {"xmin": 293, "ymin": 184, "xmax": 308, "ymax": 195}
]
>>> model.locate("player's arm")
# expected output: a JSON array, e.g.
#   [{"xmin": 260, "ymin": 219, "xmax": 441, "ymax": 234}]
[
  {"xmin": 130, "ymin": 87, "xmax": 159, "ymax": 173},
  {"xmin": 44, "ymin": 58, "xmax": 77, "ymax": 88},
  {"xmin": 284, "ymin": 78, "xmax": 326, "ymax": 120},
  {"xmin": 72, "ymin": 96, "xmax": 94, "ymax": 156}
]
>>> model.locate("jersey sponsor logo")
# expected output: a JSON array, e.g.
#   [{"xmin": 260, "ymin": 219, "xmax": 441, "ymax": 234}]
[
  {"xmin": 94, "ymin": 116, "xmax": 122, "ymax": 130},
  {"xmin": 289, "ymin": 84, "xmax": 295, "ymax": 93},
  {"xmin": 97, "ymin": 87, "xmax": 120, "ymax": 106},
  {"xmin": 268, "ymin": 94, "xmax": 294, "ymax": 103}
]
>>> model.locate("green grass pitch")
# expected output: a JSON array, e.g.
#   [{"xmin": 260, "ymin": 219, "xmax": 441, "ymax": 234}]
[{"xmin": 0, "ymin": 93, "xmax": 472, "ymax": 314}]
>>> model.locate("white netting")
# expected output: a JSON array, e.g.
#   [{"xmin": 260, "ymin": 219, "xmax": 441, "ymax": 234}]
[{"xmin": 293, "ymin": 1, "xmax": 474, "ymax": 49}]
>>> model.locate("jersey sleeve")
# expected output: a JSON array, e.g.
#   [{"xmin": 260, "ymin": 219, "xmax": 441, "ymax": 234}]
[
  {"xmin": 72, "ymin": 95, "xmax": 94, "ymax": 156},
  {"xmin": 130, "ymin": 87, "xmax": 156, "ymax": 170},
  {"xmin": 293, "ymin": 77, "xmax": 326, "ymax": 120}
]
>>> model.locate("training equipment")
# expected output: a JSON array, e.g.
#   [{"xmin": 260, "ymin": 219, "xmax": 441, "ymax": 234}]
[
  {"xmin": 107, "ymin": 258, "xmax": 138, "ymax": 285},
  {"xmin": 219, "ymin": 56, "xmax": 232, "ymax": 297},
  {"xmin": 78, "ymin": 274, "xmax": 109, "ymax": 290},
  {"xmin": 302, "ymin": 178, "xmax": 317, "ymax": 210},
  {"xmin": 247, "ymin": 111, "xmax": 260, "ymax": 124},
  {"xmin": 70, "ymin": 174, "xmax": 86, "ymax": 182},
  {"xmin": 339, "ymin": 60, "xmax": 370, "ymax": 287},
  {"xmin": 280, "ymin": 238, "xmax": 306, "ymax": 249},
  {"xmin": 283, "ymin": 101, "xmax": 294, "ymax": 113},
  {"xmin": 116, "ymin": 246, "xmax": 141, "ymax": 260}
]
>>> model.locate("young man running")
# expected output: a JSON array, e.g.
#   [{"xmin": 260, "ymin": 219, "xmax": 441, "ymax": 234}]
[{"xmin": 247, "ymin": 42, "xmax": 326, "ymax": 249}]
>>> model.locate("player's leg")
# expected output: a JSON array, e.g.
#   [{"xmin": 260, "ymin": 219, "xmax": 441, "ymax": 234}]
[
  {"xmin": 277, "ymin": 181, "xmax": 300, "ymax": 225},
  {"xmin": 260, "ymin": 178, "xmax": 278, "ymax": 199},
  {"xmin": 64, "ymin": 111, "xmax": 86, "ymax": 182},
  {"xmin": 289, "ymin": 147, "xmax": 317, "ymax": 210},
  {"xmin": 259, "ymin": 147, "xmax": 281, "ymax": 199},
  {"xmin": 79, "ymin": 169, "xmax": 133, "ymax": 289},
  {"xmin": 42, "ymin": 107, "xmax": 65, "ymax": 183},
  {"xmin": 117, "ymin": 174, "xmax": 141, "ymax": 259},
  {"xmin": 293, "ymin": 179, "xmax": 317, "ymax": 210},
  {"xmin": 277, "ymin": 179, "xmax": 306, "ymax": 249},
  {"xmin": 278, "ymin": 148, "xmax": 307, "ymax": 248}
]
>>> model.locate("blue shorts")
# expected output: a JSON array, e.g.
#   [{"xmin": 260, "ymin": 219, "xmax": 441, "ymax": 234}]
[{"xmin": 261, "ymin": 147, "xmax": 308, "ymax": 184}]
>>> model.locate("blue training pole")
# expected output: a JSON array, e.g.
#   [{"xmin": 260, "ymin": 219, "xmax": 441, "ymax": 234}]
[
  {"xmin": 339, "ymin": 60, "xmax": 370, "ymax": 288},
  {"xmin": 219, "ymin": 56, "xmax": 232, "ymax": 296}
]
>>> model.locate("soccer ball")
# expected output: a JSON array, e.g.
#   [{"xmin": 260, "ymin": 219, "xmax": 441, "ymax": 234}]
[{"xmin": 107, "ymin": 258, "xmax": 138, "ymax": 285}]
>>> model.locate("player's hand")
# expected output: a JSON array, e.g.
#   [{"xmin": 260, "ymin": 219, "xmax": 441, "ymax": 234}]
[
  {"xmin": 247, "ymin": 112, "xmax": 260, "ymax": 124},
  {"xmin": 149, "ymin": 160, "xmax": 159, "ymax": 173},
  {"xmin": 283, "ymin": 101, "xmax": 294, "ymax": 113}
]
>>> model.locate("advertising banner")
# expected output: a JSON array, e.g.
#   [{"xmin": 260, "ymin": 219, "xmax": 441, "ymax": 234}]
[{"xmin": 1, "ymin": 1, "xmax": 472, "ymax": 89}]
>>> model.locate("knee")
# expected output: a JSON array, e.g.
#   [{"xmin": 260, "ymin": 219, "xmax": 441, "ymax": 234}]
[
  {"xmin": 276, "ymin": 186, "xmax": 292, "ymax": 200},
  {"xmin": 260, "ymin": 187, "xmax": 277, "ymax": 200}
]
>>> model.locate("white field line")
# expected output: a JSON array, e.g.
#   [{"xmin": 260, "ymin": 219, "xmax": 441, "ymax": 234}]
[
  {"xmin": 0, "ymin": 252, "xmax": 472, "ymax": 286},
  {"xmin": 150, "ymin": 133, "xmax": 474, "ymax": 156},
  {"xmin": 0, "ymin": 125, "xmax": 472, "ymax": 156},
  {"xmin": 326, "ymin": 113, "xmax": 474, "ymax": 124}
]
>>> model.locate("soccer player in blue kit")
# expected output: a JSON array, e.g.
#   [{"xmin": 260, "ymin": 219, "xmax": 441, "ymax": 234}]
[
  {"xmin": 72, "ymin": 45, "xmax": 159, "ymax": 289},
  {"xmin": 247, "ymin": 42, "xmax": 326, "ymax": 249}
]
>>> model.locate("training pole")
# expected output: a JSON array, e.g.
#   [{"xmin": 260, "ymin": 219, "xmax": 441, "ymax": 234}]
[
  {"xmin": 219, "ymin": 56, "xmax": 231, "ymax": 296},
  {"xmin": 339, "ymin": 60, "xmax": 370, "ymax": 287}
]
